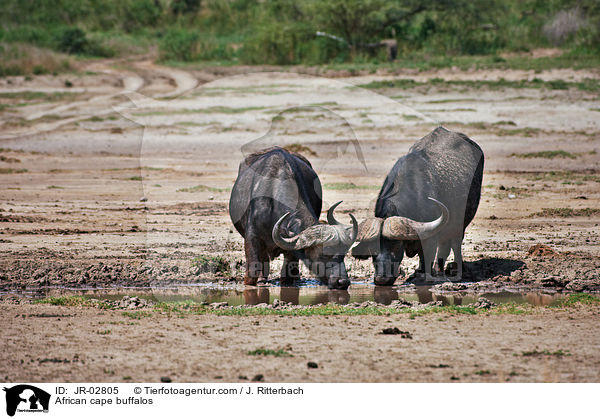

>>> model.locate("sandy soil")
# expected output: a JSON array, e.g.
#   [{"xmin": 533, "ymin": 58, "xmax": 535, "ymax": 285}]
[
  {"xmin": 1, "ymin": 302, "xmax": 599, "ymax": 383},
  {"xmin": 0, "ymin": 58, "xmax": 599, "ymax": 382}
]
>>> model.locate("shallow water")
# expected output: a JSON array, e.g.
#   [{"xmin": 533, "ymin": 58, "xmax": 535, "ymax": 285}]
[{"xmin": 2, "ymin": 282, "xmax": 562, "ymax": 307}]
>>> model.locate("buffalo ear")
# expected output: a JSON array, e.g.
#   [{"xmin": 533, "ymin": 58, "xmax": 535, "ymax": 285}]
[{"xmin": 351, "ymin": 240, "xmax": 378, "ymax": 259}]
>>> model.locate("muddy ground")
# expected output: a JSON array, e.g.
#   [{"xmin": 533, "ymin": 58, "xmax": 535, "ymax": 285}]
[{"xmin": 1, "ymin": 57, "xmax": 599, "ymax": 382}]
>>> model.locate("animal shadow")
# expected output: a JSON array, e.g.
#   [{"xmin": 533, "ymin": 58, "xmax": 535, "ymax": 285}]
[{"xmin": 408, "ymin": 257, "xmax": 525, "ymax": 284}]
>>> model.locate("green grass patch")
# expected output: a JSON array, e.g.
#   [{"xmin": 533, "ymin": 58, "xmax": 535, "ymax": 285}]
[
  {"xmin": 358, "ymin": 78, "xmax": 600, "ymax": 93},
  {"xmin": 530, "ymin": 208, "xmax": 600, "ymax": 218},
  {"xmin": 0, "ymin": 168, "xmax": 28, "ymax": 174},
  {"xmin": 322, "ymin": 182, "xmax": 379, "ymax": 190},
  {"xmin": 522, "ymin": 349, "xmax": 570, "ymax": 357},
  {"xmin": 474, "ymin": 370, "xmax": 492, "ymax": 375},
  {"xmin": 27, "ymin": 296, "xmax": 564, "ymax": 318},
  {"xmin": 511, "ymin": 150, "xmax": 577, "ymax": 160},
  {"xmin": 176, "ymin": 184, "xmax": 229, "ymax": 193},
  {"xmin": 192, "ymin": 255, "xmax": 231, "ymax": 276},
  {"xmin": 133, "ymin": 106, "xmax": 267, "ymax": 117},
  {"xmin": 33, "ymin": 295, "xmax": 112, "ymax": 309},
  {"xmin": 247, "ymin": 348, "xmax": 293, "ymax": 357},
  {"xmin": 527, "ymin": 171, "xmax": 600, "ymax": 184},
  {"xmin": 490, "ymin": 302, "xmax": 533, "ymax": 315},
  {"xmin": 553, "ymin": 293, "xmax": 600, "ymax": 307},
  {"xmin": 122, "ymin": 311, "xmax": 153, "ymax": 320}
]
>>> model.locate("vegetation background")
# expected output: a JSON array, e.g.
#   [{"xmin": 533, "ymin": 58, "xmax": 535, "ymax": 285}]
[{"xmin": 0, "ymin": 0, "xmax": 599, "ymax": 75}]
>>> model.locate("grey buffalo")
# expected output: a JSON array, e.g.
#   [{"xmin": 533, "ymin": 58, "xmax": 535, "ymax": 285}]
[
  {"xmin": 229, "ymin": 147, "xmax": 358, "ymax": 289},
  {"xmin": 352, "ymin": 127, "xmax": 484, "ymax": 284}
]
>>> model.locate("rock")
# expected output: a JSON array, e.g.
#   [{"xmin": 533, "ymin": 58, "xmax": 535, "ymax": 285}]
[
  {"xmin": 389, "ymin": 298, "xmax": 412, "ymax": 307},
  {"xmin": 437, "ymin": 282, "xmax": 467, "ymax": 291},
  {"xmin": 160, "ymin": 376, "xmax": 172, "ymax": 383},
  {"xmin": 527, "ymin": 244, "xmax": 556, "ymax": 257},
  {"xmin": 272, "ymin": 299, "xmax": 280, "ymax": 308},
  {"xmin": 470, "ymin": 297, "xmax": 496, "ymax": 309},
  {"xmin": 251, "ymin": 374, "xmax": 264, "ymax": 382},
  {"xmin": 381, "ymin": 328, "xmax": 412, "ymax": 338},
  {"xmin": 209, "ymin": 302, "xmax": 228, "ymax": 309},
  {"xmin": 140, "ymin": 197, "xmax": 148, "ymax": 202},
  {"xmin": 307, "ymin": 362, "xmax": 318, "ymax": 369}
]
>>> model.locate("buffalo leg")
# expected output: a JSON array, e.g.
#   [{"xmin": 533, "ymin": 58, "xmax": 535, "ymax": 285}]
[
  {"xmin": 244, "ymin": 237, "xmax": 270, "ymax": 285},
  {"xmin": 450, "ymin": 239, "xmax": 463, "ymax": 281},
  {"xmin": 434, "ymin": 241, "xmax": 451, "ymax": 276},
  {"xmin": 422, "ymin": 239, "xmax": 438, "ymax": 282},
  {"xmin": 280, "ymin": 252, "xmax": 300, "ymax": 285}
]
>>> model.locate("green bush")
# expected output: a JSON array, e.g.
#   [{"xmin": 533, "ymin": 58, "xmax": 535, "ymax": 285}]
[
  {"xmin": 123, "ymin": 0, "xmax": 163, "ymax": 32},
  {"xmin": 171, "ymin": 0, "xmax": 202, "ymax": 15},
  {"xmin": 55, "ymin": 27, "xmax": 88, "ymax": 54},
  {"xmin": 159, "ymin": 28, "xmax": 199, "ymax": 61}
]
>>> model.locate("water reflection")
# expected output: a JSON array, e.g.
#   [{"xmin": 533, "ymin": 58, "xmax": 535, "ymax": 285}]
[
  {"xmin": 243, "ymin": 288, "xmax": 270, "ymax": 305},
  {"xmin": 373, "ymin": 287, "xmax": 398, "ymax": 305},
  {"xmin": 8, "ymin": 283, "xmax": 564, "ymax": 307},
  {"xmin": 280, "ymin": 287, "xmax": 299, "ymax": 305}
]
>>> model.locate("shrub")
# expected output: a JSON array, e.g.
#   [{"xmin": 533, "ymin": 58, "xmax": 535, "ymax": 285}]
[
  {"xmin": 159, "ymin": 28, "xmax": 199, "ymax": 61},
  {"xmin": 55, "ymin": 27, "xmax": 88, "ymax": 54},
  {"xmin": 171, "ymin": 0, "xmax": 202, "ymax": 15}
]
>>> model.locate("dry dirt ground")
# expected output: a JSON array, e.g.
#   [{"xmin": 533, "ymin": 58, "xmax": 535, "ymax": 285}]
[
  {"xmin": 1, "ymin": 58, "xmax": 599, "ymax": 382},
  {"xmin": 1, "ymin": 302, "xmax": 600, "ymax": 382}
]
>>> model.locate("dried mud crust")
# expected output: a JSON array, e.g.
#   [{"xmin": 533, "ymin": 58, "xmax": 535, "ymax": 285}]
[{"xmin": 1, "ymin": 63, "xmax": 599, "ymax": 295}]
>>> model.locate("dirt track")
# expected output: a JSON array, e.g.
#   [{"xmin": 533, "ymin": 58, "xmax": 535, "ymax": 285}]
[{"xmin": 1, "ymin": 58, "xmax": 599, "ymax": 382}]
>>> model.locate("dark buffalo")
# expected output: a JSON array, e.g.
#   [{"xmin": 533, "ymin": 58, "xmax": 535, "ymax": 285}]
[
  {"xmin": 352, "ymin": 127, "xmax": 484, "ymax": 284},
  {"xmin": 229, "ymin": 147, "xmax": 358, "ymax": 289}
]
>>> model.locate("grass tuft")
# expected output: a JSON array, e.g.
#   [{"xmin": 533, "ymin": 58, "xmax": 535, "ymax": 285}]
[
  {"xmin": 511, "ymin": 150, "xmax": 577, "ymax": 159},
  {"xmin": 247, "ymin": 348, "xmax": 293, "ymax": 357}
]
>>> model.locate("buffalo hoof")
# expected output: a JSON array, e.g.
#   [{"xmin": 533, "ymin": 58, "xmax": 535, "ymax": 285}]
[
  {"xmin": 328, "ymin": 278, "xmax": 351, "ymax": 290},
  {"xmin": 374, "ymin": 277, "xmax": 396, "ymax": 286}
]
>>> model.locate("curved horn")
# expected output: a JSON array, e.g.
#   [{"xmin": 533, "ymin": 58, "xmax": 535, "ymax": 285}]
[
  {"xmin": 272, "ymin": 212, "xmax": 301, "ymax": 250},
  {"xmin": 348, "ymin": 213, "xmax": 359, "ymax": 244},
  {"xmin": 326, "ymin": 201, "xmax": 343, "ymax": 225},
  {"xmin": 382, "ymin": 197, "xmax": 449, "ymax": 240},
  {"xmin": 356, "ymin": 217, "xmax": 384, "ymax": 241}
]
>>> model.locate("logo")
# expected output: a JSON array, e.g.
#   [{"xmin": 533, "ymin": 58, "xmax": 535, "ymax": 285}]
[{"xmin": 3, "ymin": 385, "xmax": 50, "ymax": 417}]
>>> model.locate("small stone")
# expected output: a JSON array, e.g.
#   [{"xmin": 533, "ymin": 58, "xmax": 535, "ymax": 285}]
[
  {"xmin": 251, "ymin": 374, "xmax": 264, "ymax": 382},
  {"xmin": 160, "ymin": 376, "xmax": 172, "ymax": 383},
  {"xmin": 381, "ymin": 327, "xmax": 412, "ymax": 339},
  {"xmin": 140, "ymin": 197, "xmax": 148, "ymax": 202},
  {"xmin": 307, "ymin": 362, "xmax": 318, "ymax": 369}
]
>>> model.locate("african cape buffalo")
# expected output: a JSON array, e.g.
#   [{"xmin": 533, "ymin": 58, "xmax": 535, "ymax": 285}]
[
  {"xmin": 229, "ymin": 147, "xmax": 358, "ymax": 289},
  {"xmin": 352, "ymin": 127, "xmax": 484, "ymax": 285}
]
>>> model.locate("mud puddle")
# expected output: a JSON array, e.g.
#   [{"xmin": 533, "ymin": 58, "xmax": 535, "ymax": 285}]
[{"xmin": 0, "ymin": 282, "xmax": 563, "ymax": 307}]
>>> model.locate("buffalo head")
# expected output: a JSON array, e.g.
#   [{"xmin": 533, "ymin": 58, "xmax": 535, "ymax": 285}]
[
  {"xmin": 272, "ymin": 201, "xmax": 358, "ymax": 289},
  {"xmin": 352, "ymin": 197, "xmax": 449, "ymax": 285}
]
